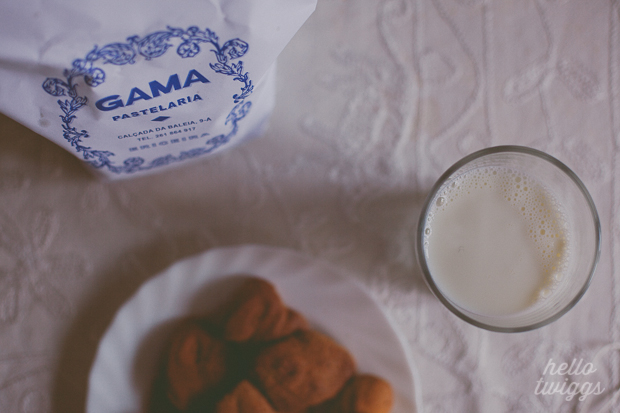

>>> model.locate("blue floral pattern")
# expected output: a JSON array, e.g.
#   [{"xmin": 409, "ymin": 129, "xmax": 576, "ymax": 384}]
[{"xmin": 41, "ymin": 26, "xmax": 253, "ymax": 174}]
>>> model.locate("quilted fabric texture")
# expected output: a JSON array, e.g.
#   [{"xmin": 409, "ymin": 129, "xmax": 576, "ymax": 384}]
[{"xmin": 0, "ymin": 0, "xmax": 617, "ymax": 412}]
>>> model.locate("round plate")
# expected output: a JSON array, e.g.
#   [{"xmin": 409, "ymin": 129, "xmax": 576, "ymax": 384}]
[{"xmin": 86, "ymin": 245, "xmax": 417, "ymax": 412}]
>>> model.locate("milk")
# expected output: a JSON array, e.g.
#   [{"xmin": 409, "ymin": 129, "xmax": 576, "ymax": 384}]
[{"xmin": 423, "ymin": 167, "xmax": 570, "ymax": 316}]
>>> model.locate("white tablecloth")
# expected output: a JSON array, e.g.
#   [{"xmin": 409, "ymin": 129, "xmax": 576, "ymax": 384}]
[{"xmin": 0, "ymin": 0, "xmax": 618, "ymax": 412}]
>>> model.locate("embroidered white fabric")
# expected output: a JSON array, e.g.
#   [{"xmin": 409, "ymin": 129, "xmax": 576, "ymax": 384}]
[{"xmin": 0, "ymin": 0, "xmax": 618, "ymax": 412}]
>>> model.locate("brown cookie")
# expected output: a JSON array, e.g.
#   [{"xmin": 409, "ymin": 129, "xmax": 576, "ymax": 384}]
[
  {"xmin": 216, "ymin": 277, "xmax": 308, "ymax": 342},
  {"xmin": 315, "ymin": 374, "xmax": 394, "ymax": 413},
  {"xmin": 253, "ymin": 330, "xmax": 356, "ymax": 412},
  {"xmin": 164, "ymin": 320, "xmax": 227, "ymax": 410},
  {"xmin": 215, "ymin": 380, "xmax": 277, "ymax": 413}
]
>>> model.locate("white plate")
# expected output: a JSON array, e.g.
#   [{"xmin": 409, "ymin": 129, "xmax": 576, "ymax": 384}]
[{"xmin": 87, "ymin": 245, "xmax": 417, "ymax": 412}]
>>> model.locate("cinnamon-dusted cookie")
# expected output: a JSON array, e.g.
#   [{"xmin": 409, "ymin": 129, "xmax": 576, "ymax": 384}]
[
  {"xmin": 164, "ymin": 320, "xmax": 227, "ymax": 410},
  {"xmin": 215, "ymin": 380, "xmax": 276, "ymax": 413},
  {"xmin": 313, "ymin": 374, "xmax": 394, "ymax": 413},
  {"xmin": 253, "ymin": 330, "xmax": 356, "ymax": 412},
  {"xmin": 215, "ymin": 277, "xmax": 308, "ymax": 342}
]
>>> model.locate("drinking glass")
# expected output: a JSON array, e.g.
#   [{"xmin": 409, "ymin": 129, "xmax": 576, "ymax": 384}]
[{"xmin": 416, "ymin": 146, "xmax": 601, "ymax": 332}]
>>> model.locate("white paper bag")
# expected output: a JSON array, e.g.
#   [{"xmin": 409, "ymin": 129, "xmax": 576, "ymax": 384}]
[{"xmin": 0, "ymin": 0, "xmax": 316, "ymax": 178}]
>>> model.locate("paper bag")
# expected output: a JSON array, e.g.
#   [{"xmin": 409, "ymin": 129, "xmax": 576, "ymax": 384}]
[{"xmin": 0, "ymin": 0, "xmax": 316, "ymax": 178}]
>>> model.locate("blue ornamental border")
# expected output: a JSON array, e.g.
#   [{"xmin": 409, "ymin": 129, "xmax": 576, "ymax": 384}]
[{"xmin": 41, "ymin": 26, "xmax": 253, "ymax": 174}]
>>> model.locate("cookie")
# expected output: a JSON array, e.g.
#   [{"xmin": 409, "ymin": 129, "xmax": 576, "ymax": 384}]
[
  {"xmin": 164, "ymin": 320, "xmax": 227, "ymax": 410},
  {"xmin": 215, "ymin": 380, "xmax": 276, "ymax": 413},
  {"xmin": 253, "ymin": 330, "xmax": 356, "ymax": 412},
  {"xmin": 314, "ymin": 374, "xmax": 394, "ymax": 413},
  {"xmin": 216, "ymin": 277, "xmax": 308, "ymax": 342}
]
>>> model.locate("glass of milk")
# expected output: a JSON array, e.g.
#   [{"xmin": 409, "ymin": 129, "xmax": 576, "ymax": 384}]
[{"xmin": 417, "ymin": 146, "xmax": 601, "ymax": 332}]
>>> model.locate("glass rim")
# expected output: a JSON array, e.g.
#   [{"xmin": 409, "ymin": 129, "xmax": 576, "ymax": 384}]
[{"xmin": 416, "ymin": 145, "xmax": 602, "ymax": 333}]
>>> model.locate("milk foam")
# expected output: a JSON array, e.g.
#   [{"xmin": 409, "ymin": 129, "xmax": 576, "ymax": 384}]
[{"xmin": 423, "ymin": 166, "xmax": 570, "ymax": 316}]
